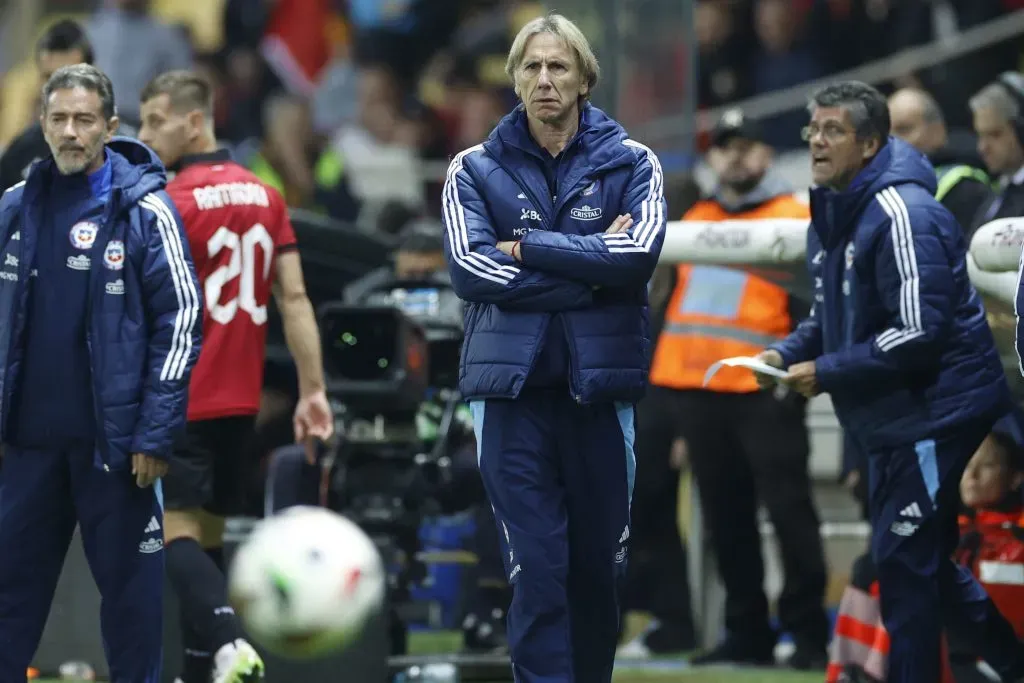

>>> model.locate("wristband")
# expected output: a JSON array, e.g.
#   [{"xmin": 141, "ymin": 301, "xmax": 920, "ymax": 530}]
[{"xmin": 512, "ymin": 240, "xmax": 522, "ymax": 262}]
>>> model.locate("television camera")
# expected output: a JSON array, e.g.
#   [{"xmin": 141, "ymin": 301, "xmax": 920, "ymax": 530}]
[{"xmin": 309, "ymin": 279, "xmax": 469, "ymax": 654}]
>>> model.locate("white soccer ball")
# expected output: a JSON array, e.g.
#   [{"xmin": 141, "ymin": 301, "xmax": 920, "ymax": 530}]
[{"xmin": 227, "ymin": 506, "xmax": 386, "ymax": 658}]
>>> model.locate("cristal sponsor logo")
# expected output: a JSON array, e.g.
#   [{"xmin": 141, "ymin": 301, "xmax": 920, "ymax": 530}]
[
  {"xmin": 66, "ymin": 255, "xmax": 90, "ymax": 271},
  {"xmin": 890, "ymin": 521, "xmax": 918, "ymax": 537},
  {"xmin": 571, "ymin": 205, "xmax": 603, "ymax": 221},
  {"xmin": 106, "ymin": 278, "xmax": 125, "ymax": 295}
]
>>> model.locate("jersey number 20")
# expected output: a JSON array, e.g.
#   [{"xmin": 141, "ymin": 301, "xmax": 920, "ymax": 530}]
[{"xmin": 206, "ymin": 224, "xmax": 274, "ymax": 325}]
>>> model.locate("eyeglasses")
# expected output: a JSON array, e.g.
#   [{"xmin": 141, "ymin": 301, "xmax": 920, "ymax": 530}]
[{"xmin": 801, "ymin": 123, "xmax": 850, "ymax": 143}]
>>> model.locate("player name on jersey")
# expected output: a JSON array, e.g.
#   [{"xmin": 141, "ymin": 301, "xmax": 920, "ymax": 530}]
[{"xmin": 192, "ymin": 182, "xmax": 271, "ymax": 211}]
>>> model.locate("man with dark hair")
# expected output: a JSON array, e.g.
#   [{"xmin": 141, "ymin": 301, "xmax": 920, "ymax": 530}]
[
  {"xmin": 0, "ymin": 19, "xmax": 95, "ymax": 191},
  {"xmin": 755, "ymin": 80, "xmax": 1024, "ymax": 683},
  {"xmin": 0, "ymin": 63, "xmax": 201, "ymax": 681},
  {"xmin": 888, "ymin": 88, "xmax": 992, "ymax": 236},
  {"xmin": 139, "ymin": 69, "xmax": 331, "ymax": 683},
  {"xmin": 970, "ymin": 74, "xmax": 1024, "ymax": 232}
]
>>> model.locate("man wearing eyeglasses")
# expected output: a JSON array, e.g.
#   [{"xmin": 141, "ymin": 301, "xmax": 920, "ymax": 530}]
[{"xmin": 755, "ymin": 80, "xmax": 1024, "ymax": 683}]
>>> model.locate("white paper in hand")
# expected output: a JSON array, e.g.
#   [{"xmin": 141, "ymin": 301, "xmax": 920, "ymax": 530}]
[{"xmin": 703, "ymin": 356, "xmax": 788, "ymax": 387}]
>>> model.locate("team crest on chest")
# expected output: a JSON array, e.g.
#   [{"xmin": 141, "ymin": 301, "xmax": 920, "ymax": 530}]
[
  {"xmin": 103, "ymin": 240, "xmax": 125, "ymax": 270},
  {"xmin": 69, "ymin": 221, "xmax": 98, "ymax": 250},
  {"xmin": 581, "ymin": 180, "xmax": 600, "ymax": 196}
]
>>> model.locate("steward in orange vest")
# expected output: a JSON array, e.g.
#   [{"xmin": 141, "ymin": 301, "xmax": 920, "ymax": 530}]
[
  {"xmin": 646, "ymin": 109, "xmax": 830, "ymax": 668},
  {"xmin": 649, "ymin": 186, "xmax": 809, "ymax": 392}
]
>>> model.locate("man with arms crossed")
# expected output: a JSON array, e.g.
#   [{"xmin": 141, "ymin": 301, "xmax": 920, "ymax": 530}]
[
  {"xmin": 0, "ymin": 64, "xmax": 201, "ymax": 682},
  {"xmin": 758, "ymin": 80, "xmax": 1024, "ymax": 683},
  {"xmin": 442, "ymin": 14, "xmax": 665, "ymax": 683},
  {"xmin": 139, "ymin": 70, "xmax": 333, "ymax": 683}
]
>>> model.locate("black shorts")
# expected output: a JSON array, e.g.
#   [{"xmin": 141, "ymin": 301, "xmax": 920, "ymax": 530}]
[{"xmin": 163, "ymin": 416, "xmax": 258, "ymax": 515}]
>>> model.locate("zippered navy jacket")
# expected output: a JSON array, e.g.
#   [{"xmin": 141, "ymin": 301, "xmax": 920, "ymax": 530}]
[
  {"xmin": 770, "ymin": 137, "xmax": 1008, "ymax": 450},
  {"xmin": 442, "ymin": 104, "xmax": 666, "ymax": 404},
  {"xmin": 0, "ymin": 137, "xmax": 202, "ymax": 470}
]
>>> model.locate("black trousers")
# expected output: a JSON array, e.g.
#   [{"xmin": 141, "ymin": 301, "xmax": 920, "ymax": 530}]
[
  {"xmin": 670, "ymin": 387, "xmax": 829, "ymax": 649},
  {"xmin": 620, "ymin": 388, "xmax": 697, "ymax": 642}
]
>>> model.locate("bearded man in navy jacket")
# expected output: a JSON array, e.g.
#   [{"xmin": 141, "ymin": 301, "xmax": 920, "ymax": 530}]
[
  {"xmin": 757, "ymin": 81, "xmax": 1024, "ymax": 683},
  {"xmin": 0, "ymin": 64, "xmax": 200, "ymax": 682},
  {"xmin": 441, "ymin": 13, "xmax": 665, "ymax": 683}
]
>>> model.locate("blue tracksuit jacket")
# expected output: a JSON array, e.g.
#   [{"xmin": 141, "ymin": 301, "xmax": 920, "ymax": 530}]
[
  {"xmin": 771, "ymin": 137, "xmax": 1008, "ymax": 450},
  {"xmin": 441, "ymin": 104, "xmax": 666, "ymax": 404},
  {"xmin": 0, "ymin": 137, "xmax": 202, "ymax": 470}
]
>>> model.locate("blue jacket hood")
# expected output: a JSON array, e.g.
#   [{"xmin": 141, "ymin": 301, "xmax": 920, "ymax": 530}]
[
  {"xmin": 104, "ymin": 136, "xmax": 168, "ymax": 206},
  {"xmin": 486, "ymin": 103, "xmax": 635, "ymax": 172},
  {"xmin": 27, "ymin": 136, "xmax": 166, "ymax": 211},
  {"xmin": 812, "ymin": 136, "xmax": 937, "ymax": 248}
]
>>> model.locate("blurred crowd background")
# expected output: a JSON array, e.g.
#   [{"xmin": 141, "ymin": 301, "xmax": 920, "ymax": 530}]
[{"xmin": 3, "ymin": 0, "xmax": 1022, "ymax": 232}]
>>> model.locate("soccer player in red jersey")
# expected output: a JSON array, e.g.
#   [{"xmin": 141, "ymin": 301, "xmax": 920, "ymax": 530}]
[{"xmin": 139, "ymin": 71, "xmax": 333, "ymax": 683}]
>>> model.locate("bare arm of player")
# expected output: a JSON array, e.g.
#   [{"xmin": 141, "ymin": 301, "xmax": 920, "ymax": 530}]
[{"xmin": 273, "ymin": 251, "xmax": 333, "ymax": 463}]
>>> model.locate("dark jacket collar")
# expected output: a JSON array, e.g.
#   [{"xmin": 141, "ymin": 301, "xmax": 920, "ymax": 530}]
[{"xmin": 172, "ymin": 148, "xmax": 232, "ymax": 174}]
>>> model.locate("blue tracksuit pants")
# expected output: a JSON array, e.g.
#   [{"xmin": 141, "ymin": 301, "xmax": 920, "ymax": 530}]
[
  {"xmin": 868, "ymin": 418, "xmax": 1024, "ymax": 683},
  {"xmin": 0, "ymin": 446, "xmax": 164, "ymax": 683},
  {"xmin": 470, "ymin": 391, "xmax": 636, "ymax": 683}
]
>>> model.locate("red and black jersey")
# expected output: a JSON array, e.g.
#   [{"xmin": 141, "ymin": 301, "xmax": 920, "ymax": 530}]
[{"xmin": 167, "ymin": 150, "xmax": 297, "ymax": 421}]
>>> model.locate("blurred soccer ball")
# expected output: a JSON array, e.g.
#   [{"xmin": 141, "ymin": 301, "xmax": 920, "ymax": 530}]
[{"xmin": 227, "ymin": 506, "xmax": 386, "ymax": 658}]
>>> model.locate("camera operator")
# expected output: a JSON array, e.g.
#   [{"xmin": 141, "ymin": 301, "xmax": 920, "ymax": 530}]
[{"xmin": 343, "ymin": 219, "xmax": 512, "ymax": 652}]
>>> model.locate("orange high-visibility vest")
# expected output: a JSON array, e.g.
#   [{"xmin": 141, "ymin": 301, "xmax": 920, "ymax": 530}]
[{"xmin": 649, "ymin": 195, "xmax": 809, "ymax": 393}]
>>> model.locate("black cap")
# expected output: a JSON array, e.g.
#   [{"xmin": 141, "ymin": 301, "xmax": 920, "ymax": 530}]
[{"xmin": 711, "ymin": 108, "xmax": 764, "ymax": 147}]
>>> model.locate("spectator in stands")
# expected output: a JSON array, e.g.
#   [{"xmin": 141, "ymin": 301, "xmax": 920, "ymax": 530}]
[
  {"xmin": 750, "ymin": 0, "xmax": 826, "ymax": 149},
  {"xmin": 694, "ymin": 0, "xmax": 749, "ymax": 107},
  {"xmin": 0, "ymin": 20, "xmax": 94, "ymax": 192},
  {"xmin": 970, "ymin": 73, "xmax": 1024, "ymax": 232},
  {"xmin": 88, "ymin": 0, "xmax": 193, "ymax": 128},
  {"xmin": 888, "ymin": 88, "xmax": 993, "ymax": 235},
  {"xmin": 242, "ymin": 95, "xmax": 360, "ymax": 222},
  {"xmin": 646, "ymin": 108, "xmax": 828, "ymax": 669},
  {"xmin": 760, "ymin": 80, "xmax": 1024, "ymax": 683}
]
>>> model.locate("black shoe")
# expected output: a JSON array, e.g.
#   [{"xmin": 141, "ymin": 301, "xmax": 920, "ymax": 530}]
[
  {"xmin": 689, "ymin": 637, "xmax": 776, "ymax": 666},
  {"xmin": 785, "ymin": 644, "xmax": 828, "ymax": 671}
]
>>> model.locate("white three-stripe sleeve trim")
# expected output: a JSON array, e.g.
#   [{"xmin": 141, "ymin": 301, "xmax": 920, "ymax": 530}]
[
  {"xmin": 874, "ymin": 187, "xmax": 924, "ymax": 352},
  {"xmin": 1015, "ymin": 240, "xmax": 1024, "ymax": 376},
  {"xmin": 600, "ymin": 140, "xmax": 665, "ymax": 254},
  {"xmin": 140, "ymin": 194, "xmax": 200, "ymax": 382},
  {"xmin": 441, "ymin": 145, "xmax": 521, "ymax": 286}
]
